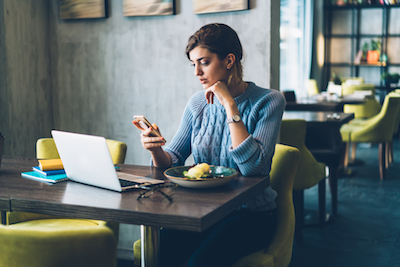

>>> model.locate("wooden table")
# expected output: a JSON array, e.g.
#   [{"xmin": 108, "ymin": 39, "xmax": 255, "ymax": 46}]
[
  {"xmin": 283, "ymin": 111, "xmax": 354, "ymax": 127},
  {"xmin": 285, "ymin": 94, "xmax": 367, "ymax": 112},
  {"xmin": 0, "ymin": 156, "xmax": 269, "ymax": 267}
]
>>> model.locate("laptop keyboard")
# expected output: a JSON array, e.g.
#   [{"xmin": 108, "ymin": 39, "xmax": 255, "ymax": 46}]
[{"xmin": 119, "ymin": 179, "xmax": 140, "ymax": 187}]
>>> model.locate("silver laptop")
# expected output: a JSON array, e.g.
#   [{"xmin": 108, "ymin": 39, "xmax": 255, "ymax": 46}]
[{"xmin": 51, "ymin": 130, "xmax": 163, "ymax": 192}]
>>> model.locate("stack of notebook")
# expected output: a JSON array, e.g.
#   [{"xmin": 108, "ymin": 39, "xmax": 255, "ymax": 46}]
[{"xmin": 21, "ymin": 159, "xmax": 68, "ymax": 184}]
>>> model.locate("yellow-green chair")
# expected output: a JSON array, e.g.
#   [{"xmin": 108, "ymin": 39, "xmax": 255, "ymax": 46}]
[
  {"xmin": 342, "ymin": 84, "xmax": 381, "ymax": 119},
  {"xmin": 7, "ymin": 137, "xmax": 127, "ymax": 225},
  {"xmin": 306, "ymin": 79, "xmax": 319, "ymax": 96},
  {"xmin": 340, "ymin": 94, "xmax": 400, "ymax": 179},
  {"xmin": 342, "ymin": 83, "xmax": 374, "ymax": 95},
  {"xmin": 133, "ymin": 144, "xmax": 300, "ymax": 267},
  {"xmin": 2, "ymin": 137, "xmax": 127, "ymax": 267},
  {"xmin": 0, "ymin": 219, "xmax": 118, "ymax": 267},
  {"xmin": 340, "ymin": 77, "xmax": 364, "ymax": 84},
  {"xmin": 279, "ymin": 119, "xmax": 326, "ymax": 244},
  {"xmin": 340, "ymin": 84, "xmax": 380, "ymax": 161},
  {"xmin": 388, "ymin": 91, "xmax": 400, "ymax": 165},
  {"xmin": 36, "ymin": 137, "xmax": 127, "ymax": 165}
]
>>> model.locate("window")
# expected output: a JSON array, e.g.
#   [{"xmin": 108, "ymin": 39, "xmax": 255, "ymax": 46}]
[{"xmin": 280, "ymin": 0, "xmax": 313, "ymax": 98}]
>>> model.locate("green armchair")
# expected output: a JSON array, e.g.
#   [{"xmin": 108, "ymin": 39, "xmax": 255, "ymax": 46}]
[
  {"xmin": 279, "ymin": 119, "xmax": 326, "ymax": 244},
  {"xmin": 342, "ymin": 84, "xmax": 381, "ymax": 119},
  {"xmin": 340, "ymin": 93, "xmax": 400, "ymax": 179},
  {"xmin": 1, "ymin": 137, "xmax": 127, "ymax": 267},
  {"xmin": 231, "ymin": 144, "xmax": 299, "ymax": 267},
  {"xmin": 133, "ymin": 144, "xmax": 300, "ymax": 267},
  {"xmin": 306, "ymin": 79, "xmax": 319, "ymax": 96},
  {"xmin": 0, "ymin": 219, "xmax": 118, "ymax": 267}
]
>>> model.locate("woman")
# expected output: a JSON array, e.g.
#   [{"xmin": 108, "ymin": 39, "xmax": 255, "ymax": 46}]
[{"xmin": 133, "ymin": 23, "xmax": 286, "ymax": 267}]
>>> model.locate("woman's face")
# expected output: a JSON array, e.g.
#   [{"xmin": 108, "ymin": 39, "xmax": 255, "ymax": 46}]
[{"xmin": 189, "ymin": 46, "xmax": 229, "ymax": 89}]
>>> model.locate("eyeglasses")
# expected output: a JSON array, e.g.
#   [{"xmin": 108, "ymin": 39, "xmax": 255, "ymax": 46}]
[{"xmin": 137, "ymin": 182, "xmax": 178, "ymax": 202}]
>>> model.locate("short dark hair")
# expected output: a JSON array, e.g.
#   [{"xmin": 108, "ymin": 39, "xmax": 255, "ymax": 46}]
[{"xmin": 186, "ymin": 23, "xmax": 243, "ymax": 86}]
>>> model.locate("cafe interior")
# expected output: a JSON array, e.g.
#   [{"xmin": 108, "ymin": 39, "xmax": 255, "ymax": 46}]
[{"xmin": 1, "ymin": 1, "xmax": 400, "ymax": 267}]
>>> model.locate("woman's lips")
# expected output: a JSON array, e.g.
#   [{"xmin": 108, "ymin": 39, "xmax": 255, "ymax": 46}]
[{"xmin": 199, "ymin": 79, "xmax": 207, "ymax": 84}]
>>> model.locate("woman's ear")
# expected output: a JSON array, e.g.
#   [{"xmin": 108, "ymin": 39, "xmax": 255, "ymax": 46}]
[{"xmin": 226, "ymin": 53, "xmax": 236, "ymax": 70}]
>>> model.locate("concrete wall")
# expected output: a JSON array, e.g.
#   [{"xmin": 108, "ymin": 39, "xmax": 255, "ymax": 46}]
[
  {"xmin": 0, "ymin": 0, "xmax": 54, "ymax": 157},
  {"xmin": 1, "ymin": 0, "xmax": 279, "ymax": 165},
  {"xmin": 0, "ymin": 0, "xmax": 279, "ymax": 260}
]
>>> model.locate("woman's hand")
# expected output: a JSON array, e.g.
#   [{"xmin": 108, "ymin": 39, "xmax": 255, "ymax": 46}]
[
  {"xmin": 205, "ymin": 81, "xmax": 235, "ymax": 107},
  {"xmin": 132, "ymin": 121, "xmax": 171, "ymax": 167},
  {"xmin": 132, "ymin": 121, "xmax": 165, "ymax": 152}
]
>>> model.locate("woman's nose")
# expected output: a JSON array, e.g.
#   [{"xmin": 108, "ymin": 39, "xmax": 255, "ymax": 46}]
[{"xmin": 194, "ymin": 65, "xmax": 202, "ymax": 76}]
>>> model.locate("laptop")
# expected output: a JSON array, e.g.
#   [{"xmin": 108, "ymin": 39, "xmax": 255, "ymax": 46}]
[{"xmin": 51, "ymin": 130, "xmax": 164, "ymax": 192}]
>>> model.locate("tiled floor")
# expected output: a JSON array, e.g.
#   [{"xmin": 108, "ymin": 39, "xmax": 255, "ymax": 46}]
[
  {"xmin": 289, "ymin": 140, "xmax": 400, "ymax": 267},
  {"xmin": 118, "ymin": 140, "xmax": 400, "ymax": 267}
]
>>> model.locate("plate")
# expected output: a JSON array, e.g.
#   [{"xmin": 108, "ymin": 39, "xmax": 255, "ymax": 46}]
[{"xmin": 163, "ymin": 165, "xmax": 238, "ymax": 189}]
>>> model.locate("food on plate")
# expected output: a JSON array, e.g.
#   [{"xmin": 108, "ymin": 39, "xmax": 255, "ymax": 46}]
[
  {"xmin": 197, "ymin": 163, "xmax": 210, "ymax": 173},
  {"xmin": 183, "ymin": 163, "xmax": 212, "ymax": 179}
]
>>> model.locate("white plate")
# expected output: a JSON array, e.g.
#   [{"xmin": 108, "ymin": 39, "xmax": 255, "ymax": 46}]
[{"xmin": 163, "ymin": 166, "xmax": 238, "ymax": 189}]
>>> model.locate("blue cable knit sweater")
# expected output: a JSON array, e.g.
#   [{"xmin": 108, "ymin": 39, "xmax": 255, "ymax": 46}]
[{"xmin": 164, "ymin": 82, "xmax": 286, "ymax": 211}]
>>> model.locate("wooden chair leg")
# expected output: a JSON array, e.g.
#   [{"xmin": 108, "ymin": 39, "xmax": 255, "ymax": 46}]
[
  {"xmin": 318, "ymin": 178, "xmax": 326, "ymax": 226},
  {"xmin": 1, "ymin": 211, "xmax": 6, "ymax": 225},
  {"xmin": 351, "ymin": 142, "xmax": 357, "ymax": 161},
  {"xmin": 387, "ymin": 141, "xmax": 393, "ymax": 166},
  {"xmin": 343, "ymin": 142, "xmax": 350, "ymax": 169},
  {"xmin": 379, "ymin": 142, "xmax": 386, "ymax": 180},
  {"xmin": 293, "ymin": 190, "xmax": 304, "ymax": 245},
  {"xmin": 328, "ymin": 166, "xmax": 338, "ymax": 216}
]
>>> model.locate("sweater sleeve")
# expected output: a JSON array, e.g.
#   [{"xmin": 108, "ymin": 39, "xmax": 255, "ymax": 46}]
[{"xmin": 229, "ymin": 90, "xmax": 286, "ymax": 176}]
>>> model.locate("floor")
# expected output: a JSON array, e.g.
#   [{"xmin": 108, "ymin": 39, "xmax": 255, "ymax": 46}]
[
  {"xmin": 289, "ymin": 140, "xmax": 400, "ymax": 267},
  {"xmin": 117, "ymin": 140, "xmax": 400, "ymax": 267}
]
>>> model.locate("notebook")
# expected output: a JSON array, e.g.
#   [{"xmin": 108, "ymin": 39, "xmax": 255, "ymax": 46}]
[{"xmin": 51, "ymin": 130, "xmax": 164, "ymax": 192}]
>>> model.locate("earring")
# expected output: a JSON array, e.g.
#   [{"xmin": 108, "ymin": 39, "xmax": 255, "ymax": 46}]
[{"xmin": 227, "ymin": 66, "xmax": 231, "ymax": 70}]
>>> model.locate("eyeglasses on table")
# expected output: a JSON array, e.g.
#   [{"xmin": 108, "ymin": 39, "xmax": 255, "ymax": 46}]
[{"xmin": 136, "ymin": 182, "xmax": 178, "ymax": 202}]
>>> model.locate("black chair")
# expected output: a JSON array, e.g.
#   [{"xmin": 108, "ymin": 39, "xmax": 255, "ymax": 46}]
[
  {"xmin": 305, "ymin": 126, "xmax": 342, "ymax": 216},
  {"xmin": 282, "ymin": 90, "xmax": 297, "ymax": 102}
]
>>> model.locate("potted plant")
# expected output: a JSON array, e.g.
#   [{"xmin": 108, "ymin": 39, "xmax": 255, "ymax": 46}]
[
  {"xmin": 361, "ymin": 39, "xmax": 381, "ymax": 64},
  {"xmin": 331, "ymin": 72, "xmax": 342, "ymax": 85},
  {"xmin": 381, "ymin": 72, "xmax": 400, "ymax": 87}
]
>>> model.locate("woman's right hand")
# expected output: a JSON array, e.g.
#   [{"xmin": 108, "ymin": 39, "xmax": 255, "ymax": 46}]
[{"xmin": 132, "ymin": 121, "xmax": 165, "ymax": 152}]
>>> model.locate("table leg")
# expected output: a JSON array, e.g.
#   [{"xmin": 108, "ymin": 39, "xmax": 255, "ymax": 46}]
[
  {"xmin": 1, "ymin": 211, "xmax": 6, "ymax": 225},
  {"xmin": 140, "ymin": 225, "xmax": 160, "ymax": 267}
]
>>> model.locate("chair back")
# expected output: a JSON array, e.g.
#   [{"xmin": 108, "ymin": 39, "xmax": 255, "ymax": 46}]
[
  {"xmin": 342, "ymin": 83, "xmax": 375, "ymax": 95},
  {"xmin": 36, "ymin": 137, "xmax": 127, "ymax": 164},
  {"xmin": 279, "ymin": 119, "xmax": 326, "ymax": 190},
  {"xmin": 352, "ymin": 94, "xmax": 400, "ymax": 142},
  {"xmin": 282, "ymin": 91, "xmax": 296, "ymax": 102},
  {"xmin": 306, "ymin": 79, "xmax": 319, "ymax": 96},
  {"xmin": 36, "ymin": 138, "xmax": 60, "ymax": 159},
  {"xmin": 265, "ymin": 144, "xmax": 299, "ymax": 266},
  {"xmin": 340, "ymin": 77, "xmax": 365, "ymax": 84},
  {"xmin": 388, "ymin": 91, "xmax": 400, "ymax": 136},
  {"xmin": 343, "ymin": 97, "xmax": 381, "ymax": 119},
  {"xmin": 225, "ymin": 144, "xmax": 300, "ymax": 267}
]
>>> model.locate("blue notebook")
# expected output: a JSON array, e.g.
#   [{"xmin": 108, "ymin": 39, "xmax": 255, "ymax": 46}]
[
  {"xmin": 32, "ymin": 166, "xmax": 66, "ymax": 176},
  {"xmin": 21, "ymin": 171, "xmax": 68, "ymax": 184}
]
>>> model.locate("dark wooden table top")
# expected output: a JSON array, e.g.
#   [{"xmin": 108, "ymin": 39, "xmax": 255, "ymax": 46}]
[
  {"xmin": 0, "ymin": 157, "xmax": 269, "ymax": 232},
  {"xmin": 283, "ymin": 111, "xmax": 354, "ymax": 127},
  {"xmin": 285, "ymin": 94, "xmax": 367, "ymax": 112}
]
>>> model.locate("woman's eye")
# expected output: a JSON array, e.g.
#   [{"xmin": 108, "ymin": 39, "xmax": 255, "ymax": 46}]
[{"xmin": 200, "ymin": 61, "xmax": 209, "ymax": 66}]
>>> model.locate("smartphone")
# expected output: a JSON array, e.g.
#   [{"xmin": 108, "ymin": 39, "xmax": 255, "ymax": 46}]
[{"xmin": 133, "ymin": 115, "xmax": 166, "ymax": 143}]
